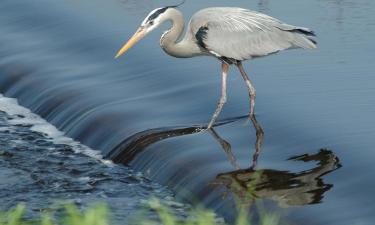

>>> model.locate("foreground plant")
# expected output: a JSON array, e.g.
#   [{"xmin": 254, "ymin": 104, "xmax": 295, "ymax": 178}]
[
  {"xmin": 0, "ymin": 199, "xmax": 285, "ymax": 225},
  {"xmin": 0, "ymin": 203, "xmax": 110, "ymax": 225}
]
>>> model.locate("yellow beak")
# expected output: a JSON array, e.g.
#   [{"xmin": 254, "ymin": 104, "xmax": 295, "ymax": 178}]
[{"xmin": 115, "ymin": 27, "xmax": 146, "ymax": 59}]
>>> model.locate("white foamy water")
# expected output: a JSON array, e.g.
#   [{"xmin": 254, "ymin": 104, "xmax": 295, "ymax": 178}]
[{"xmin": 0, "ymin": 94, "xmax": 113, "ymax": 165}]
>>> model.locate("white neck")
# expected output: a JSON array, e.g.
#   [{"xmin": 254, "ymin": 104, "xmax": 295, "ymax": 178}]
[{"xmin": 159, "ymin": 8, "xmax": 203, "ymax": 58}]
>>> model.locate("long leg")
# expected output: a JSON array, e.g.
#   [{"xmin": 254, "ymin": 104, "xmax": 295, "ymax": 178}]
[
  {"xmin": 207, "ymin": 62, "xmax": 229, "ymax": 129},
  {"xmin": 237, "ymin": 62, "xmax": 256, "ymax": 115}
]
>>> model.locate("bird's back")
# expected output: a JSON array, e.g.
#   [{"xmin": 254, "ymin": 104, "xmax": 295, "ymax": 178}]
[{"xmin": 188, "ymin": 7, "xmax": 316, "ymax": 61}]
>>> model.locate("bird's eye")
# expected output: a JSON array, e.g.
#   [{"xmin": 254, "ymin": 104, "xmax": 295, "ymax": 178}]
[{"xmin": 149, "ymin": 21, "xmax": 154, "ymax": 25}]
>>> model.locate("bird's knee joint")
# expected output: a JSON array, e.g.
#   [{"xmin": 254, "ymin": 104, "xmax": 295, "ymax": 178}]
[
  {"xmin": 220, "ymin": 96, "xmax": 227, "ymax": 104},
  {"xmin": 217, "ymin": 100, "xmax": 226, "ymax": 107},
  {"xmin": 250, "ymin": 90, "xmax": 256, "ymax": 98}
]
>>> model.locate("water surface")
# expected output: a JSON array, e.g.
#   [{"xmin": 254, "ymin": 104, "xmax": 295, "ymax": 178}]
[
  {"xmin": 0, "ymin": 0, "xmax": 374, "ymax": 224},
  {"xmin": 0, "ymin": 95, "xmax": 188, "ymax": 223}
]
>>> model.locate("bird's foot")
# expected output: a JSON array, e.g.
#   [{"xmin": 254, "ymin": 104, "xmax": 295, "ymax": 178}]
[
  {"xmin": 205, "ymin": 127, "xmax": 213, "ymax": 132},
  {"xmin": 207, "ymin": 119, "xmax": 215, "ymax": 130}
]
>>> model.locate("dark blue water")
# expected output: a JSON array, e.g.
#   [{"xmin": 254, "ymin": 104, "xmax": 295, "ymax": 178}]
[{"xmin": 1, "ymin": 0, "xmax": 374, "ymax": 224}]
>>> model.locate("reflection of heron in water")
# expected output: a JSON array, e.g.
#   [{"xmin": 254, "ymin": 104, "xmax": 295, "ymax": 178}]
[
  {"xmin": 115, "ymin": 2, "xmax": 316, "ymax": 128},
  {"xmin": 212, "ymin": 149, "xmax": 341, "ymax": 208},
  {"xmin": 108, "ymin": 112, "xmax": 341, "ymax": 210},
  {"xmin": 207, "ymin": 114, "xmax": 263, "ymax": 169}
]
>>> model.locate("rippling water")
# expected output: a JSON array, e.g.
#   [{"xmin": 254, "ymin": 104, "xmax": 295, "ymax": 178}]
[
  {"xmin": 1, "ymin": 0, "xmax": 375, "ymax": 224},
  {"xmin": 0, "ymin": 95, "xmax": 189, "ymax": 222}
]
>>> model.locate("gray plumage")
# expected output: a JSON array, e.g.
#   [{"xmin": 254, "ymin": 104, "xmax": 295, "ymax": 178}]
[
  {"xmin": 189, "ymin": 7, "xmax": 316, "ymax": 61},
  {"xmin": 154, "ymin": 7, "xmax": 316, "ymax": 62},
  {"xmin": 116, "ymin": 6, "xmax": 317, "ymax": 129}
]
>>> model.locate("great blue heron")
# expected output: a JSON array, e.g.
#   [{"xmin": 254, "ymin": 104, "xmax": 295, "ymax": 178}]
[{"xmin": 115, "ymin": 4, "xmax": 316, "ymax": 129}]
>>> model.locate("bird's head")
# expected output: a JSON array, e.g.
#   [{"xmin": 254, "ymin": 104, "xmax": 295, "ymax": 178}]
[{"xmin": 115, "ymin": 6, "xmax": 175, "ymax": 59}]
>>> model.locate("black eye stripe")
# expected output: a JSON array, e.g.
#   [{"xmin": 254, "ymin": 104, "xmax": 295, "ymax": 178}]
[{"xmin": 147, "ymin": 7, "xmax": 168, "ymax": 22}]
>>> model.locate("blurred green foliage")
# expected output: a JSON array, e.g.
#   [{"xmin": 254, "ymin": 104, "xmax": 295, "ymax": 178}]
[{"xmin": 0, "ymin": 199, "xmax": 284, "ymax": 225}]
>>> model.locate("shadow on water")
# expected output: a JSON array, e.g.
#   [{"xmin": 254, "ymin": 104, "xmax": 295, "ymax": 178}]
[
  {"xmin": 108, "ymin": 114, "xmax": 341, "ymax": 214},
  {"xmin": 107, "ymin": 115, "xmax": 248, "ymax": 164}
]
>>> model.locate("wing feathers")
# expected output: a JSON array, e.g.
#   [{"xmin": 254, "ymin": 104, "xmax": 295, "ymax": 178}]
[{"xmin": 190, "ymin": 7, "xmax": 317, "ymax": 61}]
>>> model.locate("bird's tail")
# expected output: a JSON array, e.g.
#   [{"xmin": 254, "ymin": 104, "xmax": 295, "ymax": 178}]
[{"xmin": 288, "ymin": 27, "xmax": 317, "ymax": 49}]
